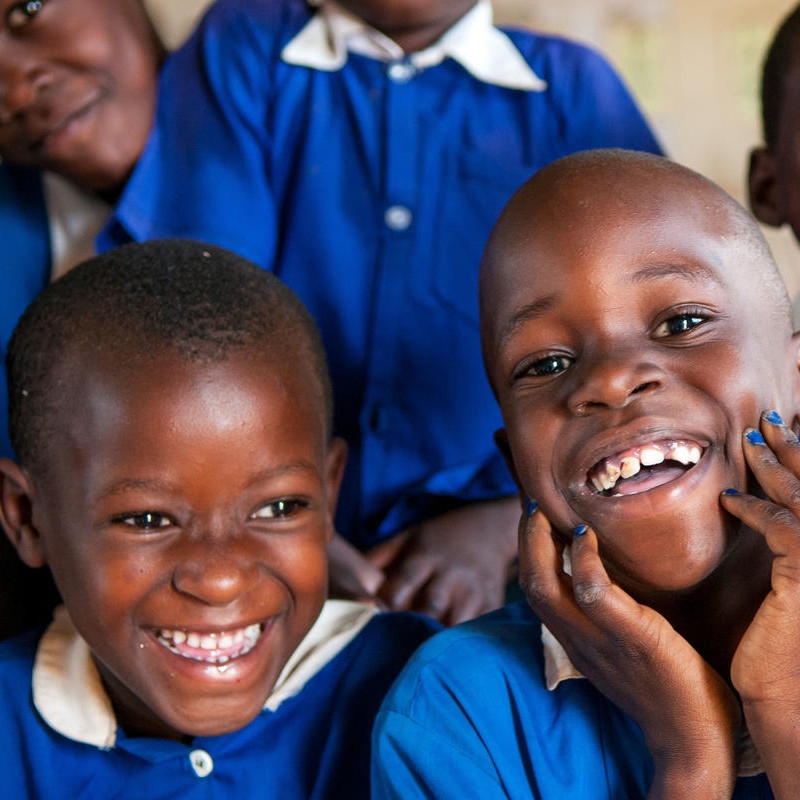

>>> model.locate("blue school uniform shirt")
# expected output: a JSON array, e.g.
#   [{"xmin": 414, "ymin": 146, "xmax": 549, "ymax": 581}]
[
  {"xmin": 102, "ymin": 0, "xmax": 663, "ymax": 547},
  {"xmin": 372, "ymin": 601, "xmax": 775, "ymax": 799},
  {"xmin": 0, "ymin": 4, "xmax": 200, "ymax": 463},
  {"xmin": 0, "ymin": 164, "xmax": 50, "ymax": 460},
  {"xmin": 0, "ymin": 601, "xmax": 437, "ymax": 799}
]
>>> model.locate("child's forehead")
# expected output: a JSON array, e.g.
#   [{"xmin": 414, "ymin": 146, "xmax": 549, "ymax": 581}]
[
  {"xmin": 479, "ymin": 155, "xmax": 784, "ymax": 359},
  {"xmin": 486, "ymin": 168, "xmax": 739, "ymax": 296}
]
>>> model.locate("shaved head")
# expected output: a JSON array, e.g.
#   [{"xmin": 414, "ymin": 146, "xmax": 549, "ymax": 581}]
[{"xmin": 480, "ymin": 149, "xmax": 790, "ymax": 387}]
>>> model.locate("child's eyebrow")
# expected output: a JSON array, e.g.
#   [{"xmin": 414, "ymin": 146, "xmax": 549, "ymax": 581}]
[
  {"xmin": 498, "ymin": 296, "xmax": 557, "ymax": 350},
  {"xmin": 97, "ymin": 462, "xmax": 320, "ymax": 501},
  {"xmin": 629, "ymin": 261, "xmax": 726, "ymax": 286},
  {"xmin": 497, "ymin": 260, "xmax": 726, "ymax": 351}
]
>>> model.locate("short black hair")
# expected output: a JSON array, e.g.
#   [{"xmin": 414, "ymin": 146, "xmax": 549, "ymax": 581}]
[
  {"xmin": 761, "ymin": 3, "xmax": 800, "ymax": 149},
  {"xmin": 7, "ymin": 239, "xmax": 333, "ymax": 474}
]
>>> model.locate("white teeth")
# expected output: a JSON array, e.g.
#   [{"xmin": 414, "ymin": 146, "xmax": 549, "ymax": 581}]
[
  {"xmin": 155, "ymin": 623, "xmax": 264, "ymax": 664},
  {"xmin": 620, "ymin": 456, "xmax": 641, "ymax": 479},
  {"xmin": 639, "ymin": 446, "xmax": 665, "ymax": 466},
  {"xmin": 589, "ymin": 440, "xmax": 703, "ymax": 494},
  {"xmin": 671, "ymin": 445, "xmax": 691, "ymax": 465}
]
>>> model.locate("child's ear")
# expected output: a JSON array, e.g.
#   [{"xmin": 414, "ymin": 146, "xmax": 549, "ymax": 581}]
[
  {"xmin": 0, "ymin": 458, "xmax": 47, "ymax": 568},
  {"xmin": 748, "ymin": 147, "xmax": 785, "ymax": 227},
  {"xmin": 323, "ymin": 437, "xmax": 348, "ymax": 539}
]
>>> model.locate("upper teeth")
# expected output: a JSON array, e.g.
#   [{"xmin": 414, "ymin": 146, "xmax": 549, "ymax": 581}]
[
  {"xmin": 589, "ymin": 440, "xmax": 702, "ymax": 493},
  {"xmin": 156, "ymin": 623, "xmax": 262, "ymax": 664}
]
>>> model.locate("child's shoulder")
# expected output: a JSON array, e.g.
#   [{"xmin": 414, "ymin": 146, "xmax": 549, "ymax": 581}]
[
  {"xmin": 341, "ymin": 608, "xmax": 442, "ymax": 672},
  {"xmin": 500, "ymin": 25, "xmax": 621, "ymax": 78},
  {"xmin": 383, "ymin": 602, "xmax": 546, "ymax": 710},
  {"xmin": 0, "ymin": 625, "xmax": 43, "ymax": 693},
  {"xmin": 197, "ymin": 0, "xmax": 312, "ymax": 40}
]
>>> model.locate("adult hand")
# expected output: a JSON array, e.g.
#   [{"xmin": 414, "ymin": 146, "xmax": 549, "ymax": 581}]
[
  {"xmin": 367, "ymin": 497, "xmax": 519, "ymax": 625},
  {"xmin": 722, "ymin": 411, "xmax": 800, "ymax": 799},
  {"xmin": 519, "ymin": 505, "xmax": 739, "ymax": 799}
]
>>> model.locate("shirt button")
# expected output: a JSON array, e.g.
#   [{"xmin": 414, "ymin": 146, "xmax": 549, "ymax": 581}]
[
  {"xmin": 189, "ymin": 749, "xmax": 214, "ymax": 778},
  {"xmin": 384, "ymin": 205, "xmax": 413, "ymax": 231},
  {"xmin": 387, "ymin": 61, "xmax": 416, "ymax": 83}
]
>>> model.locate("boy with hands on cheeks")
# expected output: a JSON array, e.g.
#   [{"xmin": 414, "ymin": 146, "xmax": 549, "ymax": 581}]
[
  {"xmin": 0, "ymin": 239, "xmax": 436, "ymax": 799},
  {"xmin": 372, "ymin": 149, "xmax": 800, "ymax": 798}
]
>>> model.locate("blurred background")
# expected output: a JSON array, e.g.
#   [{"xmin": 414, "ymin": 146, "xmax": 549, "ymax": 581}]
[
  {"xmin": 494, "ymin": 0, "xmax": 800, "ymax": 306},
  {"xmin": 160, "ymin": 0, "xmax": 800, "ymax": 305}
]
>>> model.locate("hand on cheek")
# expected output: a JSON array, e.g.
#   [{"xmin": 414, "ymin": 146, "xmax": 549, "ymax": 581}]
[
  {"xmin": 518, "ymin": 504, "xmax": 739, "ymax": 796},
  {"xmin": 721, "ymin": 411, "xmax": 800, "ymax": 796}
]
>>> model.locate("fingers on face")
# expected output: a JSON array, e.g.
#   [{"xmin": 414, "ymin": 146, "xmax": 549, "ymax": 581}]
[
  {"xmin": 518, "ymin": 509, "xmax": 629, "ymax": 631},
  {"xmin": 721, "ymin": 412, "xmax": 800, "ymax": 552}
]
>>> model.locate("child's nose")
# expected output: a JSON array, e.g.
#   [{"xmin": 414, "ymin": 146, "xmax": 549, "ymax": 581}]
[
  {"xmin": 567, "ymin": 351, "xmax": 665, "ymax": 416},
  {"xmin": 171, "ymin": 534, "xmax": 262, "ymax": 606}
]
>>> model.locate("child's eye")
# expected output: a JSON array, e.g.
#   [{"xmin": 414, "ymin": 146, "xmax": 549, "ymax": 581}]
[
  {"xmin": 250, "ymin": 499, "xmax": 307, "ymax": 520},
  {"xmin": 115, "ymin": 512, "xmax": 172, "ymax": 530},
  {"xmin": 653, "ymin": 312, "xmax": 708, "ymax": 338},
  {"xmin": 519, "ymin": 353, "xmax": 573, "ymax": 379},
  {"xmin": 6, "ymin": 0, "xmax": 48, "ymax": 31}
]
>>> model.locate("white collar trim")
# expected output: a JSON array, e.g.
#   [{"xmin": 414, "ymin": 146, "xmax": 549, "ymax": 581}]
[
  {"xmin": 282, "ymin": 0, "xmax": 546, "ymax": 92},
  {"xmin": 33, "ymin": 600, "xmax": 377, "ymax": 749}
]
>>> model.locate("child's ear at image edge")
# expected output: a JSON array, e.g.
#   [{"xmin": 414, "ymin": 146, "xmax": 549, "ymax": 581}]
[
  {"xmin": 0, "ymin": 459, "xmax": 47, "ymax": 569},
  {"xmin": 748, "ymin": 147, "xmax": 785, "ymax": 227},
  {"xmin": 791, "ymin": 331, "xmax": 800, "ymax": 438},
  {"xmin": 324, "ymin": 436, "xmax": 349, "ymax": 537}
]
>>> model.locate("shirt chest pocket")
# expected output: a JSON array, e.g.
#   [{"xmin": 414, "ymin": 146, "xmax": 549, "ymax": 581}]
[{"xmin": 425, "ymin": 149, "xmax": 537, "ymax": 327}]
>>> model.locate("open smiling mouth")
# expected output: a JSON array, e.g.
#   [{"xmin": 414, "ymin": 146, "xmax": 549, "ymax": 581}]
[
  {"xmin": 155, "ymin": 623, "xmax": 263, "ymax": 665},
  {"xmin": 587, "ymin": 440, "xmax": 703, "ymax": 496}
]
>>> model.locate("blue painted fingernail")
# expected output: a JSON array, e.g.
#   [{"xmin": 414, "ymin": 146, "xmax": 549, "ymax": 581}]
[
  {"xmin": 573, "ymin": 524, "xmax": 588, "ymax": 537},
  {"xmin": 745, "ymin": 429, "xmax": 766, "ymax": 445},
  {"xmin": 525, "ymin": 497, "xmax": 538, "ymax": 517},
  {"xmin": 764, "ymin": 410, "xmax": 783, "ymax": 425},
  {"xmin": 722, "ymin": 488, "xmax": 741, "ymax": 496}
]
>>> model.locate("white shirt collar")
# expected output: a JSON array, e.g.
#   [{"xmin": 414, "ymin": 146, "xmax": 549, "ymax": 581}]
[
  {"xmin": 282, "ymin": 0, "xmax": 546, "ymax": 92},
  {"xmin": 33, "ymin": 600, "xmax": 377, "ymax": 749}
]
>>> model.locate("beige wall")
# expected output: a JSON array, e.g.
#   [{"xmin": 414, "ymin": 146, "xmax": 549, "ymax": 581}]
[{"xmin": 494, "ymin": 0, "xmax": 800, "ymax": 310}]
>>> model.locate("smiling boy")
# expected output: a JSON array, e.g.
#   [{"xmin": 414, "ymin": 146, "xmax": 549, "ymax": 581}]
[
  {"xmin": 372, "ymin": 150, "xmax": 800, "ymax": 798},
  {"xmin": 0, "ymin": 239, "xmax": 436, "ymax": 798},
  {"xmin": 107, "ymin": 0, "xmax": 663, "ymax": 623}
]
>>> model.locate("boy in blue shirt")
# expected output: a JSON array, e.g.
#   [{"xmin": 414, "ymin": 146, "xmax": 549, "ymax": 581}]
[
  {"xmin": 0, "ymin": 238, "xmax": 436, "ymax": 798},
  {"xmin": 372, "ymin": 149, "xmax": 800, "ymax": 797},
  {"xmin": 107, "ymin": 0, "xmax": 663, "ymax": 623},
  {"xmin": 0, "ymin": 0, "xmax": 212, "ymax": 639}
]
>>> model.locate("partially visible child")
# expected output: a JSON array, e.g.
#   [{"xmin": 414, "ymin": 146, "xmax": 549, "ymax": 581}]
[
  {"xmin": 372, "ymin": 149, "xmax": 800, "ymax": 798},
  {"xmin": 748, "ymin": 4, "xmax": 800, "ymax": 245},
  {"xmin": 0, "ymin": 0, "xmax": 211, "ymax": 640},
  {"xmin": 105, "ymin": 0, "xmax": 664, "ymax": 623},
  {"xmin": 0, "ymin": 239, "xmax": 437, "ymax": 798}
]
